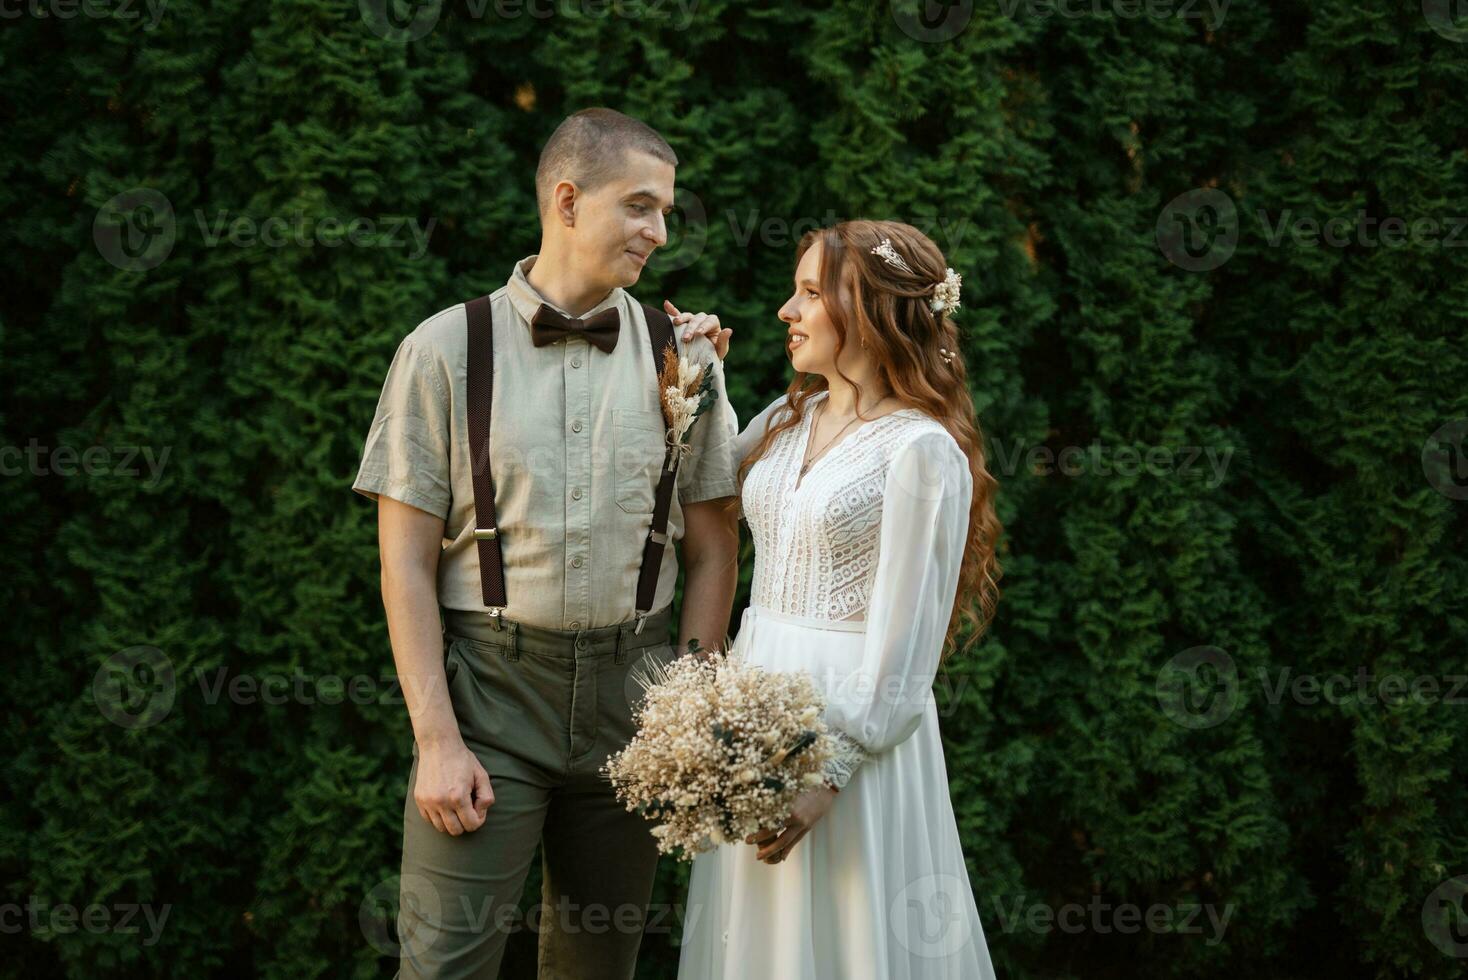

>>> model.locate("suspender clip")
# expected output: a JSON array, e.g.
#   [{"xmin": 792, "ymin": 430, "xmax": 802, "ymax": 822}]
[
  {"xmin": 634, "ymin": 612, "xmax": 648, "ymax": 635},
  {"xmin": 487, "ymin": 607, "xmax": 504, "ymax": 631}
]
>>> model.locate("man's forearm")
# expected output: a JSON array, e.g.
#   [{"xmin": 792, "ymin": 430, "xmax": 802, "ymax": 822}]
[
  {"xmin": 677, "ymin": 545, "xmax": 738, "ymax": 657},
  {"xmin": 382, "ymin": 566, "xmax": 461, "ymax": 748}
]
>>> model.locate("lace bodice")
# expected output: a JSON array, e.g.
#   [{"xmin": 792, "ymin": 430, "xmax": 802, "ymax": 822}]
[{"xmin": 737, "ymin": 391, "xmax": 954, "ymax": 624}]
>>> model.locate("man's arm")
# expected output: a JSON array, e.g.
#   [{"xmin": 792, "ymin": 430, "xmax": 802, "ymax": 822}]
[
  {"xmin": 379, "ymin": 495, "xmax": 492, "ymax": 835},
  {"xmin": 379, "ymin": 496, "xmax": 456, "ymax": 746},
  {"xmin": 677, "ymin": 496, "xmax": 740, "ymax": 658}
]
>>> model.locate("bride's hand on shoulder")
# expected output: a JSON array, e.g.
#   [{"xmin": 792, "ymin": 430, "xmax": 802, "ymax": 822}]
[
  {"xmin": 746, "ymin": 784, "xmax": 838, "ymax": 864},
  {"xmin": 664, "ymin": 299, "xmax": 731, "ymax": 360}
]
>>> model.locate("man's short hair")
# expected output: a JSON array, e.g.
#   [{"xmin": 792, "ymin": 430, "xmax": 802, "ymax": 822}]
[{"xmin": 535, "ymin": 108, "xmax": 678, "ymax": 222}]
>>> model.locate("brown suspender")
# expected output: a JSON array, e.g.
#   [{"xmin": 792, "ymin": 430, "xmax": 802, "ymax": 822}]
[{"xmin": 464, "ymin": 295, "xmax": 678, "ymax": 632}]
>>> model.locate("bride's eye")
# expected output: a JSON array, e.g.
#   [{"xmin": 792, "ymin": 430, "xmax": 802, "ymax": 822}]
[{"xmin": 806, "ymin": 289, "xmax": 820, "ymax": 299}]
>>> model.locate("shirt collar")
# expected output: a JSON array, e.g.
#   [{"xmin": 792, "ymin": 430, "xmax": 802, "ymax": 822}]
[{"xmin": 505, "ymin": 254, "xmax": 626, "ymax": 327}]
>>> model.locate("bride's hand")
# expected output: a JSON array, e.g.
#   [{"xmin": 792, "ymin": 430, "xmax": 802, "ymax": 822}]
[
  {"xmin": 747, "ymin": 784, "xmax": 837, "ymax": 864},
  {"xmin": 665, "ymin": 299, "xmax": 731, "ymax": 360}
]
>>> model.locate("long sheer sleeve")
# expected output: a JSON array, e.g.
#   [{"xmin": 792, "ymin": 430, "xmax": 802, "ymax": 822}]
[
  {"xmin": 733, "ymin": 394, "xmax": 793, "ymax": 520},
  {"xmin": 820, "ymin": 431, "xmax": 973, "ymax": 789}
]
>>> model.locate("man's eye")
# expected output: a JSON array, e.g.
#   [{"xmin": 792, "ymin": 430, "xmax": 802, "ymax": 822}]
[{"xmin": 630, "ymin": 204, "xmax": 647, "ymax": 213}]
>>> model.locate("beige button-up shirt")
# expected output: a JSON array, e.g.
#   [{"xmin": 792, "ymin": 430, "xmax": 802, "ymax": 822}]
[{"xmin": 352, "ymin": 255, "xmax": 739, "ymax": 630}]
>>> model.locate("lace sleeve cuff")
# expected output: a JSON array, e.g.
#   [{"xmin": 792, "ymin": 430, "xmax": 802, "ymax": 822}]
[{"xmin": 823, "ymin": 729, "xmax": 870, "ymax": 791}]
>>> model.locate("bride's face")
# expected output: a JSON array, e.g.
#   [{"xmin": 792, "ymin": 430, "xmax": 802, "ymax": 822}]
[{"xmin": 779, "ymin": 242, "xmax": 866, "ymax": 377}]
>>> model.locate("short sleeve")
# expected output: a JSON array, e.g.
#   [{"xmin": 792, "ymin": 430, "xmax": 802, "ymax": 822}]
[
  {"xmin": 676, "ymin": 349, "xmax": 740, "ymax": 505},
  {"xmin": 351, "ymin": 334, "xmax": 453, "ymax": 520},
  {"xmin": 820, "ymin": 431, "xmax": 972, "ymax": 789}
]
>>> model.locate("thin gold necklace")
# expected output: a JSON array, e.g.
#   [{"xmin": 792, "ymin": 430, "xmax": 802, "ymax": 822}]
[{"xmin": 800, "ymin": 400, "xmax": 865, "ymax": 478}]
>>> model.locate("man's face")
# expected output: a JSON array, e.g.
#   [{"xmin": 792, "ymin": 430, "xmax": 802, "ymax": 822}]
[{"xmin": 569, "ymin": 149, "xmax": 674, "ymax": 289}]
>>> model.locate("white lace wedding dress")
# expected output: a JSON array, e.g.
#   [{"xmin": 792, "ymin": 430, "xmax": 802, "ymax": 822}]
[{"xmin": 677, "ymin": 390, "xmax": 998, "ymax": 980}]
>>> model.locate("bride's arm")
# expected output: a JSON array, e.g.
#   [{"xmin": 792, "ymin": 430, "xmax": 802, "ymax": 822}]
[
  {"xmin": 820, "ymin": 431, "xmax": 973, "ymax": 790},
  {"xmin": 729, "ymin": 394, "xmax": 793, "ymax": 518}
]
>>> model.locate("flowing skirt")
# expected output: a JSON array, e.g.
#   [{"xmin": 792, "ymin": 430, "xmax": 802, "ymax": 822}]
[{"xmin": 676, "ymin": 604, "xmax": 997, "ymax": 980}]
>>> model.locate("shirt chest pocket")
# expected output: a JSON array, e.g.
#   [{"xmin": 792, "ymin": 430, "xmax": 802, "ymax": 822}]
[{"xmin": 612, "ymin": 407, "xmax": 666, "ymax": 515}]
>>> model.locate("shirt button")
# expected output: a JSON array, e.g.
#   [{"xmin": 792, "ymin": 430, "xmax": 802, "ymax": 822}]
[
  {"xmin": 571, "ymin": 420, "xmax": 583, "ymax": 433},
  {"xmin": 571, "ymin": 356, "xmax": 582, "ymax": 368},
  {"xmin": 571, "ymin": 487, "xmax": 583, "ymax": 500},
  {"xmin": 571, "ymin": 556, "xmax": 583, "ymax": 568},
  {"xmin": 570, "ymin": 620, "xmax": 581, "ymax": 630}
]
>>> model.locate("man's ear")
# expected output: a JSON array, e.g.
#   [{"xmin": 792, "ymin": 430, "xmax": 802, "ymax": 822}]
[{"xmin": 552, "ymin": 180, "xmax": 578, "ymax": 227}]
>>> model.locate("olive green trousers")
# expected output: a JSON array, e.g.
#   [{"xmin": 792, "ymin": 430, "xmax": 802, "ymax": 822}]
[{"xmin": 394, "ymin": 604, "xmax": 676, "ymax": 980}]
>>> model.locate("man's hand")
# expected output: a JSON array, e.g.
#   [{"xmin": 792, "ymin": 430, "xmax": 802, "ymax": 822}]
[
  {"xmin": 747, "ymin": 784, "xmax": 838, "ymax": 864},
  {"xmin": 665, "ymin": 299, "xmax": 731, "ymax": 360},
  {"xmin": 414, "ymin": 736, "xmax": 495, "ymax": 835}
]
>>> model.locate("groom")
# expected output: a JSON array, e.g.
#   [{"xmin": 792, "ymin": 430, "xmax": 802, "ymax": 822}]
[{"xmin": 352, "ymin": 108, "xmax": 740, "ymax": 978}]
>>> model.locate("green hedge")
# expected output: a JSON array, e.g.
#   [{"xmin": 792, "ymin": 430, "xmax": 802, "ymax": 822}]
[{"xmin": 2, "ymin": 1, "xmax": 1465, "ymax": 977}]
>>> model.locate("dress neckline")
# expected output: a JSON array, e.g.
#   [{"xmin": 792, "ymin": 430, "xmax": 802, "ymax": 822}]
[{"xmin": 793, "ymin": 391, "xmax": 923, "ymax": 491}]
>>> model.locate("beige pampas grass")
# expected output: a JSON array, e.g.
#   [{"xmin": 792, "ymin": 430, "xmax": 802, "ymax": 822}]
[{"xmin": 602, "ymin": 648, "xmax": 837, "ymax": 861}]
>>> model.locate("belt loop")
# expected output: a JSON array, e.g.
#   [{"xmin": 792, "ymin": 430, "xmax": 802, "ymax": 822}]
[
  {"xmin": 614, "ymin": 623, "xmax": 628, "ymax": 665},
  {"xmin": 502, "ymin": 620, "xmax": 520, "ymax": 662}
]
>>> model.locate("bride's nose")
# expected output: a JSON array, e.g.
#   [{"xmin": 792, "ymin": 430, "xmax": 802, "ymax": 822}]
[{"xmin": 778, "ymin": 301, "xmax": 798, "ymax": 324}]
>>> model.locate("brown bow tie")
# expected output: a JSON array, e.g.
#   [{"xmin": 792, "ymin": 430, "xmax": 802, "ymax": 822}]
[{"xmin": 529, "ymin": 304, "xmax": 621, "ymax": 354}]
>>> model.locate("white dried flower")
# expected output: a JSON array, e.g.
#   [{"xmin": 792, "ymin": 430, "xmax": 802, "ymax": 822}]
[
  {"xmin": 601, "ymin": 653, "xmax": 837, "ymax": 861},
  {"xmin": 931, "ymin": 268, "xmax": 962, "ymax": 313}
]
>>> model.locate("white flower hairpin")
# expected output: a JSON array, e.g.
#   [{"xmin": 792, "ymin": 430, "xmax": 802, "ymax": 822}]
[
  {"xmin": 869, "ymin": 237, "xmax": 963, "ymax": 316},
  {"xmin": 870, "ymin": 236, "xmax": 963, "ymax": 366}
]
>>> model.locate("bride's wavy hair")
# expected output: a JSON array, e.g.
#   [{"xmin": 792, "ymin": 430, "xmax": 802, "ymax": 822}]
[{"xmin": 736, "ymin": 219, "xmax": 1003, "ymax": 660}]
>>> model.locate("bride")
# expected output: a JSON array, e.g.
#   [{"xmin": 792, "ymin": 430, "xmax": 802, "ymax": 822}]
[{"xmin": 672, "ymin": 219, "xmax": 1003, "ymax": 979}]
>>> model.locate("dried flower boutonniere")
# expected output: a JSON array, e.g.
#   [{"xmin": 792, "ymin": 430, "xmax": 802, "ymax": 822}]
[{"xmin": 656, "ymin": 342, "xmax": 718, "ymax": 467}]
